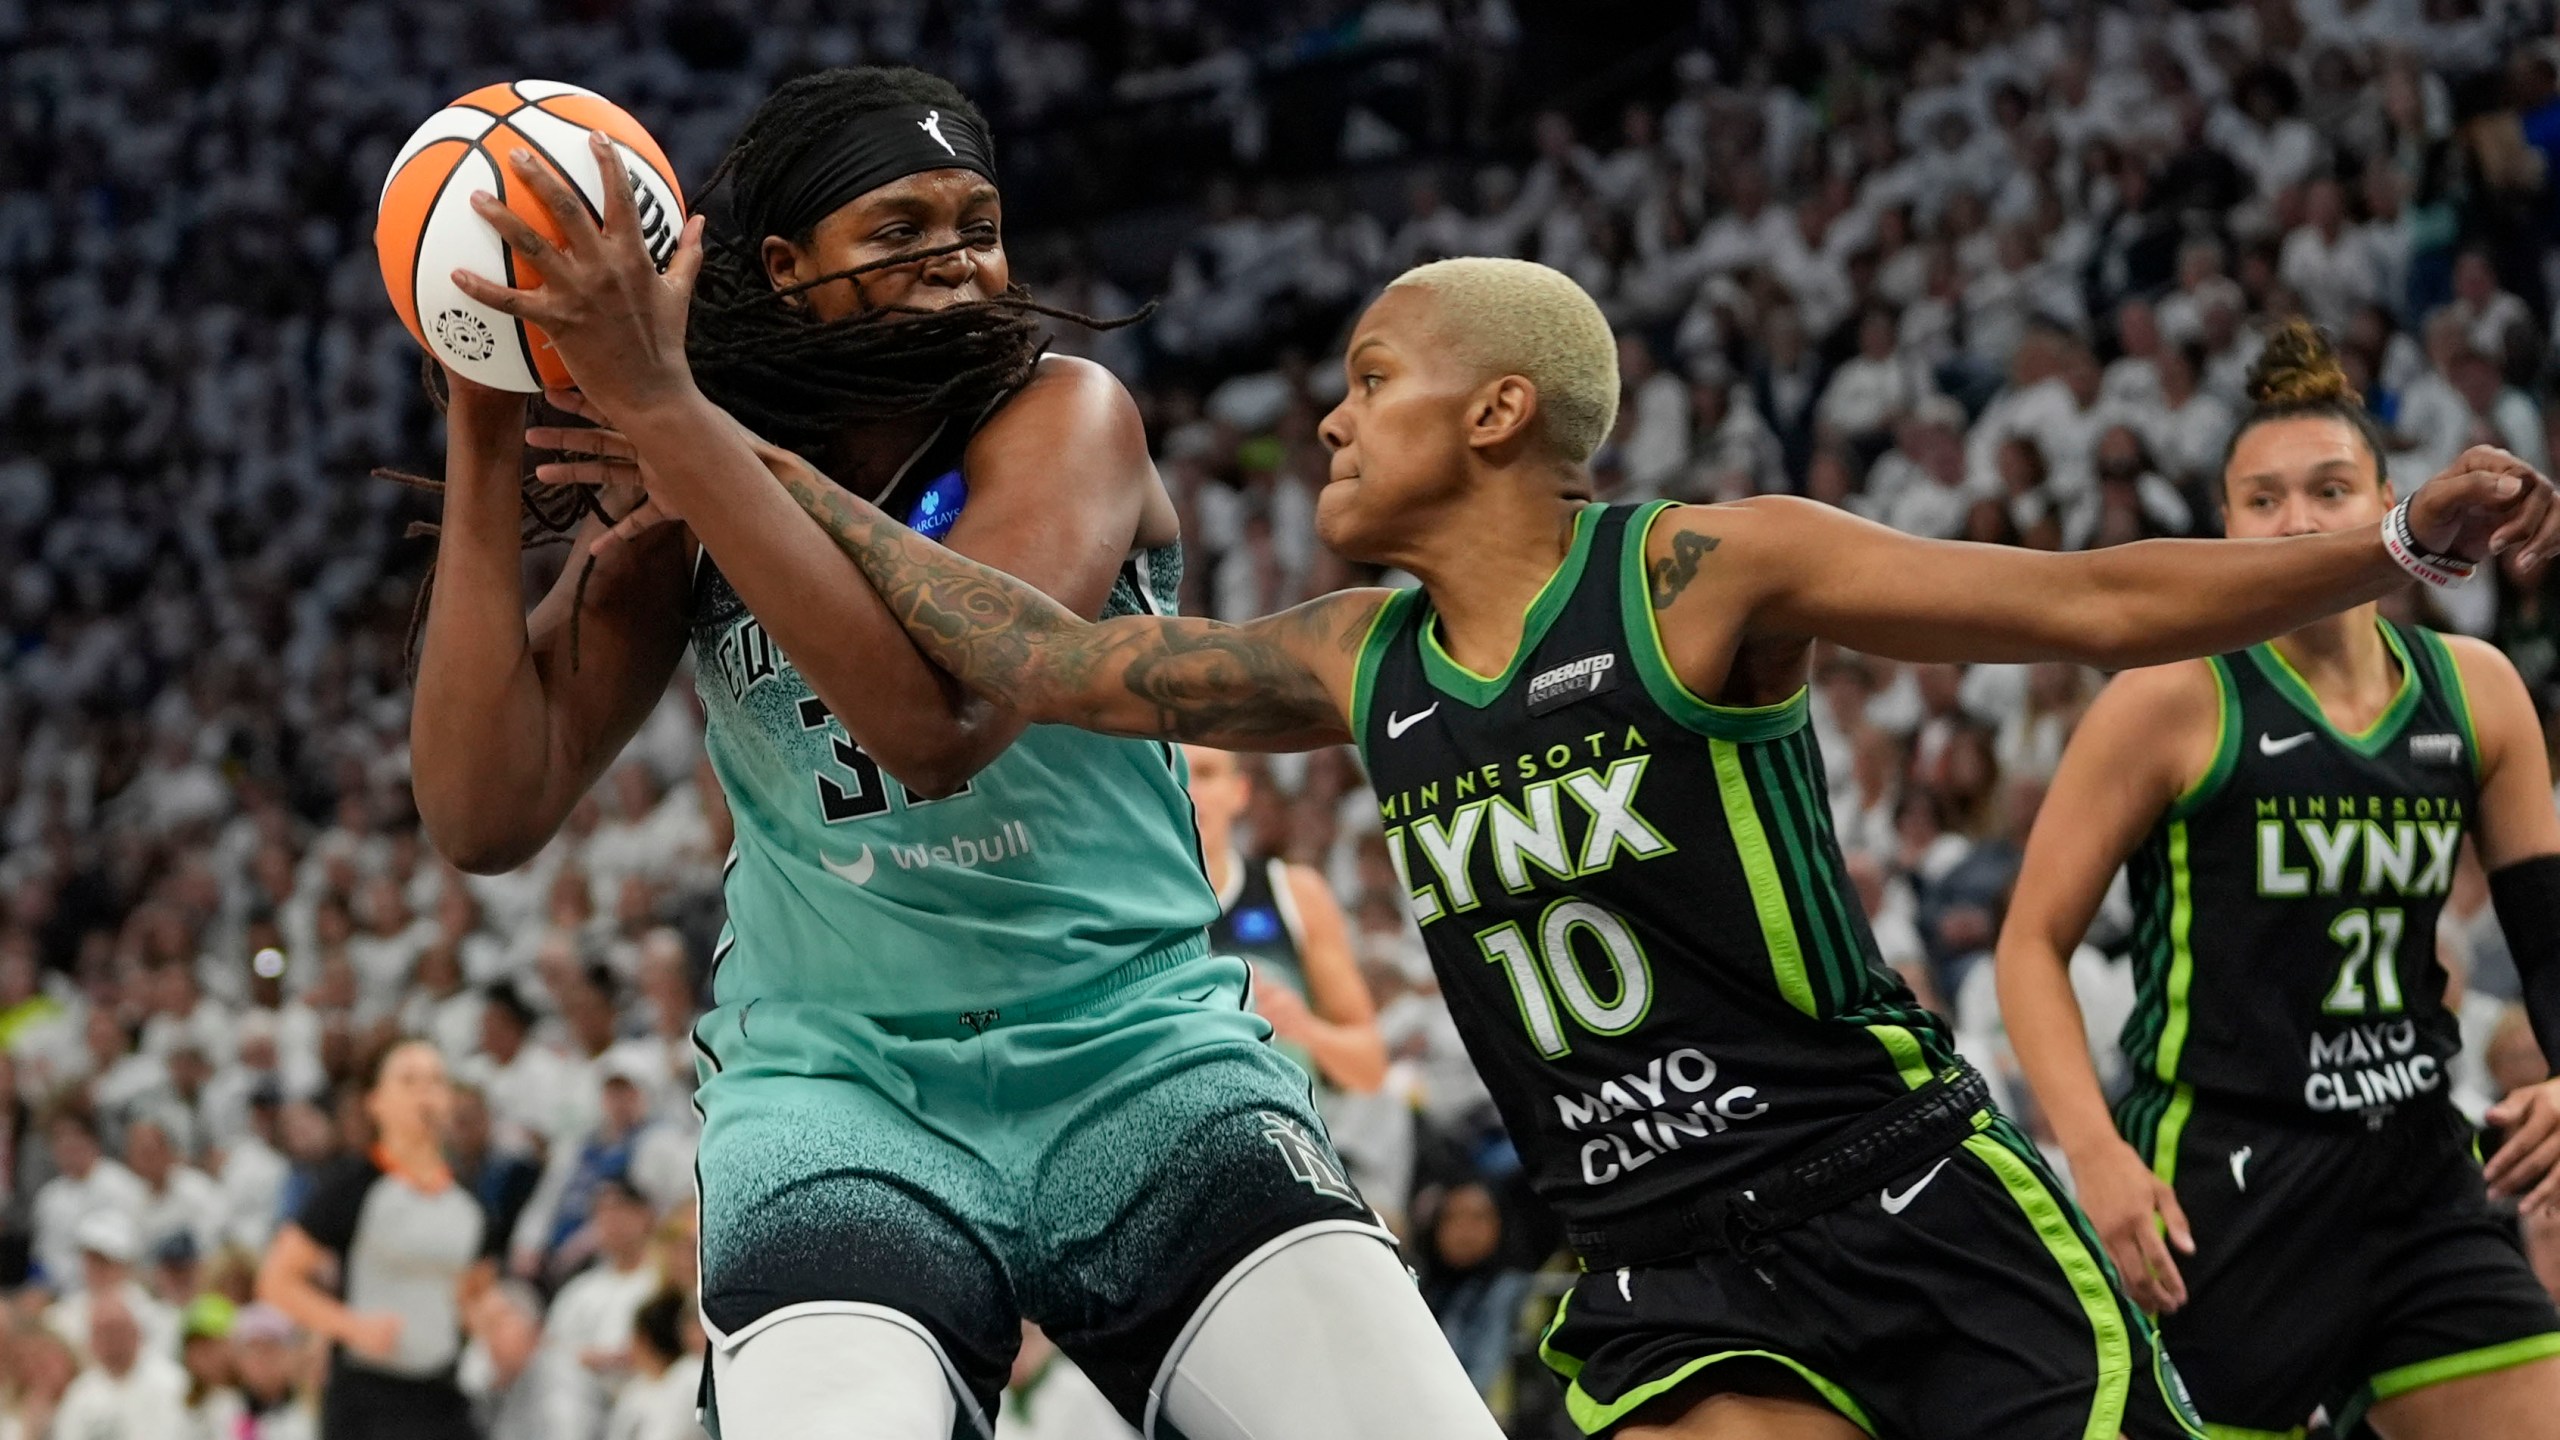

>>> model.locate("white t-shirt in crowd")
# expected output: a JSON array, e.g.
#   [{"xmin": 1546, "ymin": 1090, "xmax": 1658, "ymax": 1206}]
[{"xmin": 50, "ymin": 1356, "xmax": 186, "ymax": 1440}]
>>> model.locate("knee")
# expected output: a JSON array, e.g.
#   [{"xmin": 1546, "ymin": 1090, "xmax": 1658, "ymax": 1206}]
[{"xmin": 711, "ymin": 1307, "xmax": 963, "ymax": 1440}]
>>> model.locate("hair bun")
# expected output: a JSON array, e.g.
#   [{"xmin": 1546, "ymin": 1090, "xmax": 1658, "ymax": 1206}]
[{"xmin": 2245, "ymin": 318, "xmax": 2360, "ymax": 409}]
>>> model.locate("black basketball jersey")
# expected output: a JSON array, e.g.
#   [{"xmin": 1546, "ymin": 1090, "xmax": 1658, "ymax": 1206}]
[
  {"xmin": 1352, "ymin": 501, "xmax": 1956, "ymax": 1226},
  {"xmin": 1211, "ymin": 855, "xmax": 1309, "ymax": 999},
  {"xmin": 2118, "ymin": 621, "xmax": 2479, "ymax": 1152}
]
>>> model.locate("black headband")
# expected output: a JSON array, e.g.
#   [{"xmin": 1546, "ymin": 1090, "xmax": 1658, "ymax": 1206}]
[{"xmin": 747, "ymin": 102, "xmax": 998, "ymax": 242}]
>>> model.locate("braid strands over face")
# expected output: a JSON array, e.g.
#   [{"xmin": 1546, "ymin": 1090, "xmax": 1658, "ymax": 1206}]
[{"xmin": 685, "ymin": 234, "xmax": 1151, "ymax": 457}]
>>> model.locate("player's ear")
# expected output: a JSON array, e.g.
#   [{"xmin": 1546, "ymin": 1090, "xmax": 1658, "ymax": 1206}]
[
  {"xmin": 761, "ymin": 236, "xmax": 812, "ymax": 305},
  {"xmin": 1467, "ymin": 375, "xmax": 1542, "ymax": 455}
]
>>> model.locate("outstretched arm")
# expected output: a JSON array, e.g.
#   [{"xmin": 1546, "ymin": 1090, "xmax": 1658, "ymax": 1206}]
[
  {"xmin": 1665, "ymin": 450, "xmax": 2560, "ymax": 671},
  {"xmin": 749, "ymin": 430, "xmax": 1389, "ymax": 750}
]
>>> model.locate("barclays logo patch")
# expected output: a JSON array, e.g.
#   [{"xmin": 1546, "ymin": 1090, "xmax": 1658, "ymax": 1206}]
[{"xmin": 906, "ymin": 468, "xmax": 968, "ymax": 540}]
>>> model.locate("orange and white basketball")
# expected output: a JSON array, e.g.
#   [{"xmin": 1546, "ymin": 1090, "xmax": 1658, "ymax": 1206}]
[{"xmin": 376, "ymin": 81, "xmax": 685, "ymax": 393}]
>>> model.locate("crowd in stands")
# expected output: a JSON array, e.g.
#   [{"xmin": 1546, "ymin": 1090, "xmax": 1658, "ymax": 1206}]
[{"xmin": 13, "ymin": 0, "xmax": 2560, "ymax": 1436}]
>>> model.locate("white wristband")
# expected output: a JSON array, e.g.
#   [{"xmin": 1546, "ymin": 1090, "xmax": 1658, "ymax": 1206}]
[{"xmin": 2383, "ymin": 500, "xmax": 2476, "ymax": 589}]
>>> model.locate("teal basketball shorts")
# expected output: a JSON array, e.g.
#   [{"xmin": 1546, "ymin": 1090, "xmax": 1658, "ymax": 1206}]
[{"xmin": 691, "ymin": 944, "xmax": 1385, "ymax": 1435}]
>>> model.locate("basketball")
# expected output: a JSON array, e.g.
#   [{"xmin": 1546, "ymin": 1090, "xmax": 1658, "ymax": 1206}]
[{"xmin": 375, "ymin": 81, "xmax": 684, "ymax": 393}]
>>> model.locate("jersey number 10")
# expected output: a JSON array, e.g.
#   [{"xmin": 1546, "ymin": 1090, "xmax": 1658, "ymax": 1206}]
[{"xmin": 1476, "ymin": 901, "xmax": 1655, "ymax": 1059}]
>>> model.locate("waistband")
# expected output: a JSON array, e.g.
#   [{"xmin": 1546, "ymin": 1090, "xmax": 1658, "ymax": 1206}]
[
  {"xmin": 867, "ymin": 930, "xmax": 1214, "ymax": 1042},
  {"xmin": 1568, "ymin": 1064, "xmax": 1991, "ymax": 1272}
]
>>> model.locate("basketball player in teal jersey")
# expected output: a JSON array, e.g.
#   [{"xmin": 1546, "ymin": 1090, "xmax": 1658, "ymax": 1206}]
[
  {"xmin": 419, "ymin": 68, "xmax": 1499, "ymax": 1440},
  {"xmin": 1997, "ymin": 323, "xmax": 2560, "ymax": 1440},
  {"xmin": 1184, "ymin": 745, "xmax": 1388, "ymax": 1095},
  {"xmin": 518, "ymin": 235, "xmax": 2560, "ymax": 1432}
]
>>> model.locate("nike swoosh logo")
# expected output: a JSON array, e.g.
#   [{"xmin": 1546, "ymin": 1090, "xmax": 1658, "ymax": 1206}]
[
  {"xmin": 2230, "ymin": 1146, "xmax": 2252, "ymax": 1192},
  {"xmin": 1385, "ymin": 704, "xmax": 1439, "ymax": 739},
  {"xmin": 821, "ymin": 845, "xmax": 876, "ymax": 886},
  {"xmin": 2259, "ymin": 731, "xmax": 2316, "ymax": 757},
  {"xmin": 1880, "ymin": 1157, "xmax": 1952, "ymax": 1215}
]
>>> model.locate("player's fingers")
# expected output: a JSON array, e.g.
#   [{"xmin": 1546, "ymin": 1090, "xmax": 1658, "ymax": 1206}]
[
  {"xmin": 2488, "ymin": 1112, "xmax": 2560, "ymax": 1196},
  {"xmin": 2520, "ymin": 1160, "xmax": 2560, "ymax": 1217},
  {"xmin": 525, "ymin": 425, "xmax": 635, "ymax": 461},
  {"xmin": 467, "ymin": 191, "xmax": 559, "ymax": 267},
  {"xmin": 2155, "ymin": 1180, "xmax": 2196, "ymax": 1255},
  {"xmin": 450, "ymin": 266, "xmax": 550, "ymax": 323},
  {"xmin": 2134, "ymin": 1220, "xmax": 2185, "ymax": 1312},
  {"xmin": 506, "ymin": 148, "xmax": 599, "ymax": 253},
  {"xmin": 588, "ymin": 133, "xmax": 644, "ymax": 261},
  {"xmin": 588, "ymin": 498, "xmax": 674, "ymax": 558},
  {"xmin": 2486, "ymin": 1096, "xmax": 2555, "ymax": 1184},
  {"xmin": 665, "ymin": 214, "xmax": 707, "ymax": 301},
  {"xmin": 2519, "ymin": 486, "xmax": 2560, "ymax": 571},
  {"xmin": 543, "ymin": 386, "xmax": 607, "ymax": 423},
  {"xmin": 2101, "ymin": 1228, "xmax": 2162, "ymax": 1312},
  {"xmin": 2486, "ymin": 478, "xmax": 2551, "ymax": 554},
  {"xmin": 533, "ymin": 458, "xmax": 637, "ymax": 488}
]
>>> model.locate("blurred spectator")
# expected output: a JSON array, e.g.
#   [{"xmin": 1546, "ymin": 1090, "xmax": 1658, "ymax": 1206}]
[
  {"xmin": 51, "ymin": 1292, "xmax": 185, "ymax": 1440},
  {"xmin": 602, "ymin": 1289, "xmax": 704, "ymax": 1440}
]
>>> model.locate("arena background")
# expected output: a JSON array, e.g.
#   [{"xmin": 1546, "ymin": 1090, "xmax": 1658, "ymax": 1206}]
[{"xmin": 6, "ymin": 0, "xmax": 2560, "ymax": 1436}]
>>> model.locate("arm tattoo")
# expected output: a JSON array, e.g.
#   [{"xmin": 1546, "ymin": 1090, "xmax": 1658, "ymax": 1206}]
[
  {"xmin": 769, "ymin": 465, "xmax": 1363, "ymax": 745},
  {"xmin": 1649, "ymin": 529, "xmax": 1722, "ymax": 610}
]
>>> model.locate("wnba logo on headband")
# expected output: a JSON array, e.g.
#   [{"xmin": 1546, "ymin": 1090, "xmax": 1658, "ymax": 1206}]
[{"xmin": 748, "ymin": 102, "xmax": 999, "ymax": 241}]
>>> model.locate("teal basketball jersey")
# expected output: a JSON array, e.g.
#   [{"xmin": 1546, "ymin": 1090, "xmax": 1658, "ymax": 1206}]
[{"xmin": 687, "ymin": 412, "xmax": 1218, "ymax": 1019}]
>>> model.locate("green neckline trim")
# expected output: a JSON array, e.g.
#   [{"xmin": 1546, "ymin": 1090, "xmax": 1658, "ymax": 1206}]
[
  {"xmin": 1349, "ymin": 590, "xmax": 1414, "ymax": 750},
  {"xmin": 2247, "ymin": 621, "xmax": 2421, "ymax": 758},
  {"xmin": 2414, "ymin": 627, "xmax": 2483, "ymax": 782},
  {"xmin": 1620, "ymin": 500, "xmax": 1810, "ymax": 741},
  {"xmin": 1417, "ymin": 503, "xmax": 1600, "ymax": 708},
  {"xmin": 1566, "ymin": 1349, "xmax": 1876, "ymax": 1436},
  {"xmin": 2169, "ymin": 658, "xmax": 2241, "ymax": 820}
]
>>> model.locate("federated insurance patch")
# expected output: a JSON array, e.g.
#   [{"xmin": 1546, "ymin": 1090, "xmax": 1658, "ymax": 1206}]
[
  {"xmin": 1526, "ymin": 651, "xmax": 1620, "ymax": 716},
  {"xmin": 2409, "ymin": 732, "xmax": 2466, "ymax": 769}
]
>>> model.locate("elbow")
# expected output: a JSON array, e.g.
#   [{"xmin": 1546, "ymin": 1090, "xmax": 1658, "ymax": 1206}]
[
  {"xmin": 1335, "ymin": 1031, "xmax": 1391, "ymax": 1095},
  {"xmin": 419, "ymin": 807, "xmax": 547, "ymax": 877},
  {"xmin": 871, "ymin": 734, "xmax": 1000, "ymax": 802}
]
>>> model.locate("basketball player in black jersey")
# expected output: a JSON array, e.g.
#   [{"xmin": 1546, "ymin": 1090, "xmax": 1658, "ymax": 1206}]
[
  {"xmin": 534, "ymin": 253, "xmax": 2560, "ymax": 1438},
  {"xmin": 1186, "ymin": 745, "xmax": 1389, "ymax": 1095},
  {"xmin": 1997, "ymin": 323, "xmax": 2560, "ymax": 1440}
]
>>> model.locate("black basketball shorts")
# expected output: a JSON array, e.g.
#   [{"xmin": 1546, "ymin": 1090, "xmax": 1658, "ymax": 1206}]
[
  {"xmin": 1538, "ymin": 1117, "xmax": 2206, "ymax": 1438},
  {"xmin": 2142, "ymin": 1096, "xmax": 2560, "ymax": 1435}
]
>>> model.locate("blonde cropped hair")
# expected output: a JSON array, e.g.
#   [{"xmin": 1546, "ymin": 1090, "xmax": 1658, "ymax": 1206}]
[{"xmin": 1384, "ymin": 257, "xmax": 1620, "ymax": 463}]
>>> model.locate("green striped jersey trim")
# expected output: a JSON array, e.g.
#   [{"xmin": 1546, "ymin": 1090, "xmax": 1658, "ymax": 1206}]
[
  {"xmin": 2363, "ymin": 1330, "xmax": 2560, "ymax": 1402},
  {"xmin": 2154, "ymin": 821, "xmax": 2199, "ymax": 1083},
  {"xmin": 1868, "ymin": 1023, "xmax": 1935, "ymax": 1089},
  {"xmin": 1964, "ymin": 1133, "xmax": 2132, "ymax": 1440},
  {"xmin": 2414, "ymin": 626, "xmax": 2484, "ymax": 782},
  {"xmin": 2201, "ymin": 1425, "xmax": 2306, "ymax": 1439},
  {"xmin": 1536, "ymin": 1288, "xmax": 1581, "ymax": 1380},
  {"xmin": 2150, "ymin": 1083, "xmax": 2195, "ymax": 1186},
  {"xmin": 1710, "ymin": 737, "xmax": 1818, "ymax": 1016},
  {"xmin": 2246, "ymin": 620, "xmax": 2422, "ymax": 759},
  {"xmin": 2169, "ymin": 657, "xmax": 2242, "ymax": 820},
  {"xmin": 1348, "ymin": 588, "xmax": 1415, "ymax": 751},
  {"xmin": 1564, "ymin": 1349, "xmax": 1877, "ymax": 1436},
  {"xmin": 1620, "ymin": 500, "xmax": 1811, "ymax": 741},
  {"xmin": 1416, "ymin": 502, "xmax": 1601, "ymax": 707}
]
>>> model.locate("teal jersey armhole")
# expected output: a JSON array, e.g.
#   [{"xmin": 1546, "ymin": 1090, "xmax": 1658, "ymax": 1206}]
[{"xmin": 1617, "ymin": 500, "xmax": 1808, "ymax": 742}]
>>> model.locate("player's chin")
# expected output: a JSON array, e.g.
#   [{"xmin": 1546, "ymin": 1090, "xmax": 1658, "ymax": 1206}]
[{"xmin": 1315, "ymin": 476, "xmax": 1390, "ymax": 562}]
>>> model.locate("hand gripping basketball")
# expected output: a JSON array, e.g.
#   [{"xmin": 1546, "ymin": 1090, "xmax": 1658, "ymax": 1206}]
[
  {"xmin": 451, "ymin": 134, "xmax": 706, "ymax": 421},
  {"xmin": 2404, "ymin": 445, "xmax": 2560, "ymax": 571}
]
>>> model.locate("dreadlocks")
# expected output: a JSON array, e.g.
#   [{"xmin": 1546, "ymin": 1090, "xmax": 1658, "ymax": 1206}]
[
  {"xmin": 685, "ymin": 65, "xmax": 1141, "ymax": 459},
  {"xmin": 388, "ymin": 64, "xmax": 1144, "ymax": 671}
]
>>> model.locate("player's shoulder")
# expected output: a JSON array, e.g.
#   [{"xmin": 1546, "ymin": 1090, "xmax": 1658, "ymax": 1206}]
[
  {"xmin": 2084, "ymin": 656, "xmax": 2226, "ymax": 741},
  {"xmin": 967, "ymin": 354, "xmax": 1149, "ymax": 482},
  {"xmin": 2431, "ymin": 628, "xmax": 2525, "ymax": 691}
]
